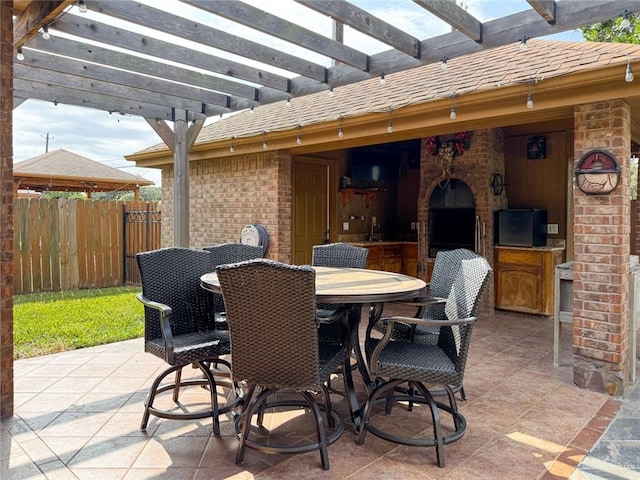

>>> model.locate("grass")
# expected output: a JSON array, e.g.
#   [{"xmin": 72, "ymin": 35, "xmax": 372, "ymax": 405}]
[{"xmin": 13, "ymin": 286, "xmax": 144, "ymax": 359}]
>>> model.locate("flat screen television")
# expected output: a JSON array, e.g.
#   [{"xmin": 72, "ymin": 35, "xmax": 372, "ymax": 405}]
[
  {"xmin": 494, "ymin": 209, "xmax": 547, "ymax": 247},
  {"xmin": 350, "ymin": 156, "xmax": 400, "ymax": 182}
]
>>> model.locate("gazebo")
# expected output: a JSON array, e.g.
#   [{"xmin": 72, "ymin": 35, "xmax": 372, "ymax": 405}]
[{"xmin": 13, "ymin": 148, "xmax": 154, "ymax": 199}]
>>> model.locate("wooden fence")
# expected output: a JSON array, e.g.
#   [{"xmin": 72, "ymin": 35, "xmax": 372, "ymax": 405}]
[{"xmin": 13, "ymin": 199, "xmax": 160, "ymax": 294}]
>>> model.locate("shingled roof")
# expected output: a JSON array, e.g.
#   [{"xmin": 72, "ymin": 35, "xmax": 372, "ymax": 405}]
[
  {"xmin": 14, "ymin": 149, "xmax": 153, "ymax": 194},
  {"xmin": 132, "ymin": 39, "xmax": 640, "ymax": 156}
]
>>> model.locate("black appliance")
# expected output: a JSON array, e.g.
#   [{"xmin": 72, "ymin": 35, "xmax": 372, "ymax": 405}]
[
  {"xmin": 428, "ymin": 207, "xmax": 476, "ymax": 257},
  {"xmin": 494, "ymin": 209, "xmax": 547, "ymax": 247}
]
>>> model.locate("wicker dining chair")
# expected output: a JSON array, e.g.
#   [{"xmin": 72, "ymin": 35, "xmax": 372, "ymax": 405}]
[
  {"xmin": 312, "ymin": 242, "xmax": 368, "ymax": 340},
  {"xmin": 216, "ymin": 259, "xmax": 350, "ymax": 470},
  {"xmin": 203, "ymin": 242, "xmax": 264, "ymax": 327},
  {"xmin": 136, "ymin": 247, "xmax": 241, "ymax": 436},
  {"xmin": 358, "ymin": 256, "xmax": 492, "ymax": 467}
]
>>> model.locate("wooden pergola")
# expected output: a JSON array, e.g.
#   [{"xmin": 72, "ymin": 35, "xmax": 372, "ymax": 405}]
[{"xmin": 2, "ymin": 0, "xmax": 639, "ymax": 418}]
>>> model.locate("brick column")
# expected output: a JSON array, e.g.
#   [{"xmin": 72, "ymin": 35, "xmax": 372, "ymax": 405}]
[
  {"xmin": 0, "ymin": 0, "xmax": 14, "ymax": 417},
  {"xmin": 573, "ymin": 100, "xmax": 632, "ymax": 395}
]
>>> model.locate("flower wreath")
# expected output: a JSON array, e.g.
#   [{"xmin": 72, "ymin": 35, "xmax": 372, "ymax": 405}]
[{"xmin": 425, "ymin": 131, "xmax": 472, "ymax": 159}]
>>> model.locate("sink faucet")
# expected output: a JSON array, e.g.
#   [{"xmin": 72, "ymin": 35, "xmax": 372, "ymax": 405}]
[{"xmin": 369, "ymin": 216, "xmax": 380, "ymax": 241}]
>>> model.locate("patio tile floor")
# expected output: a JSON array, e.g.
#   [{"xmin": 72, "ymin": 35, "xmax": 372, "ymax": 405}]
[{"xmin": 2, "ymin": 305, "xmax": 632, "ymax": 480}]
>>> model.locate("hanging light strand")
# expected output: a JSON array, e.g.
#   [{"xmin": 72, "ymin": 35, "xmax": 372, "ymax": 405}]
[
  {"xmin": 338, "ymin": 115, "xmax": 344, "ymax": 138},
  {"xmin": 229, "ymin": 136, "xmax": 235, "ymax": 153},
  {"xmin": 625, "ymin": 60, "xmax": 634, "ymax": 83},
  {"xmin": 387, "ymin": 109, "xmax": 393, "ymax": 133},
  {"xmin": 16, "ymin": 47, "xmax": 24, "ymax": 61},
  {"xmin": 296, "ymin": 125, "xmax": 302, "ymax": 145},
  {"xmin": 519, "ymin": 35, "xmax": 528, "ymax": 51},
  {"xmin": 262, "ymin": 131, "xmax": 268, "ymax": 150},
  {"xmin": 449, "ymin": 93, "xmax": 458, "ymax": 120}
]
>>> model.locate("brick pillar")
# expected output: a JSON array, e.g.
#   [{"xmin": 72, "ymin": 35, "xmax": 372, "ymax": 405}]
[
  {"xmin": 573, "ymin": 100, "xmax": 632, "ymax": 395},
  {"xmin": 0, "ymin": 0, "xmax": 14, "ymax": 417}
]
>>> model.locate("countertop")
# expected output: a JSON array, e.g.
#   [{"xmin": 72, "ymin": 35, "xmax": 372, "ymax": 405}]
[{"xmin": 349, "ymin": 241, "xmax": 417, "ymax": 247}]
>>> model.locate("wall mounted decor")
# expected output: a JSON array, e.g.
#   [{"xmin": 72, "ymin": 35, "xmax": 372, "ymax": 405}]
[
  {"xmin": 574, "ymin": 149, "xmax": 621, "ymax": 195},
  {"xmin": 527, "ymin": 135, "xmax": 546, "ymax": 159}
]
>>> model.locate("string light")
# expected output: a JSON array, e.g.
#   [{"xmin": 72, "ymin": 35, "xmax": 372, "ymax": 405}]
[
  {"xmin": 262, "ymin": 131, "xmax": 268, "ymax": 150},
  {"xmin": 379, "ymin": 72, "xmax": 386, "ymax": 85},
  {"xmin": 440, "ymin": 56, "xmax": 448, "ymax": 70},
  {"xmin": 286, "ymin": 96, "xmax": 291, "ymax": 107},
  {"xmin": 328, "ymin": 86, "xmax": 334, "ymax": 97},
  {"xmin": 16, "ymin": 47, "xmax": 24, "ymax": 61},
  {"xmin": 449, "ymin": 93, "xmax": 457, "ymax": 120},
  {"xmin": 42, "ymin": 25, "xmax": 51, "ymax": 40},
  {"xmin": 519, "ymin": 35, "xmax": 528, "ymax": 51},
  {"xmin": 296, "ymin": 125, "xmax": 302, "ymax": 145},
  {"xmin": 387, "ymin": 109, "xmax": 393, "ymax": 133},
  {"xmin": 526, "ymin": 92, "xmax": 534, "ymax": 109},
  {"xmin": 620, "ymin": 9, "xmax": 631, "ymax": 29},
  {"xmin": 78, "ymin": 0, "xmax": 87, "ymax": 13},
  {"xmin": 229, "ymin": 136, "xmax": 235, "ymax": 153},
  {"xmin": 338, "ymin": 116, "xmax": 344, "ymax": 138},
  {"xmin": 625, "ymin": 60, "xmax": 634, "ymax": 83},
  {"xmin": 250, "ymin": 106, "xmax": 255, "ymax": 114}
]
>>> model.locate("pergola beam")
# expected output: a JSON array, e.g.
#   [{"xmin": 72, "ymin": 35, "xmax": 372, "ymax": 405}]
[
  {"xmin": 412, "ymin": 0, "xmax": 483, "ymax": 43},
  {"xmin": 295, "ymin": 0, "xmax": 421, "ymax": 58},
  {"xmin": 527, "ymin": 1, "xmax": 557, "ymax": 24}
]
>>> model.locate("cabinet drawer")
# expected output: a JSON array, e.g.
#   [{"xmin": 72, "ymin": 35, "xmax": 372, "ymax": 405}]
[{"xmin": 496, "ymin": 249, "xmax": 543, "ymax": 267}]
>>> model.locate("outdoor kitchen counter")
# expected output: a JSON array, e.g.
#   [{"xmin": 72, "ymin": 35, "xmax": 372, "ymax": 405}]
[{"xmin": 349, "ymin": 241, "xmax": 418, "ymax": 276}]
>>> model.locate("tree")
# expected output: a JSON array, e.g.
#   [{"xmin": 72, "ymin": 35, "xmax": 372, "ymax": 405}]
[{"xmin": 579, "ymin": 12, "xmax": 639, "ymax": 44}]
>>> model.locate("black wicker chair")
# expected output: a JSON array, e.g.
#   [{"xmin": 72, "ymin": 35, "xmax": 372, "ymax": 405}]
[
  {"xmin": 357, "ymin": 255, "xmax": 492, "ymax": 467},
  {"xmin": 217, "ymin": 259, "xmax": 350, "ymax": 470},
  {"xmin": 136, "ymin": 247, "xmax": 241, "ymax": 436},
  {"xmin": 312, "ymin": 242, "xmax": 368, "ymax": 341},
  {"xmin": 203, "ymin": 242, "xmax": 264, "ymax": 327}
]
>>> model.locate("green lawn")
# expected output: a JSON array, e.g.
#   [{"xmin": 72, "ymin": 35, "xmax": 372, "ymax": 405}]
[{"xmin": 13, "ymin": 286, "xmax": 144, "ymax": 359}]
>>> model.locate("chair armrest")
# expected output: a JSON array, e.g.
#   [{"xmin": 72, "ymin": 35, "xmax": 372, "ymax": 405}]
[
  {"xmin": 137, "ymin": 293, "xmax": 175, "ymax": 362},
  {"xmin": 384, "ymin": 315, "xmax": 476, "ymax": 328},
  {"xmin": 396, "ymin": 295, "xmax": 447, "ymax": 308}
]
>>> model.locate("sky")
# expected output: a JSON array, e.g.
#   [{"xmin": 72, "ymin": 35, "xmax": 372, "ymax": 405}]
[{"xmin": 12, "ymin": 0, "xmax": 585, "ymax": 187}]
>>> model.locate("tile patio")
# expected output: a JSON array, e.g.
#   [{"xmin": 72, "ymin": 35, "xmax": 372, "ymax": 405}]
[{"xmin": 1, "ymin": 304, "xmax": 627, "ymax": 480}]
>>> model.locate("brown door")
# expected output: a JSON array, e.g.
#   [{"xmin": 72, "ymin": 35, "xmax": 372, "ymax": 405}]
[{"xmin": 293, "ymin": 161, "xmax": 329, "ymax": 265}]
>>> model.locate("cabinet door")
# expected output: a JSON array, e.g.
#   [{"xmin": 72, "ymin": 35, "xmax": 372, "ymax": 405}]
[
  {"xmin": 382, "ymin": 245, "xmax": 402, "ymax": 273},
  {"xmin": 366, "ymin": 245, "xmax": 382, "ymax": 270},
  {"xmin": 495, "ymin": 264, "xmax": 543, "ymax": 313},
  {"xmin": 402, "ymin": 243, "xmax": 418, "ymax": 276}
]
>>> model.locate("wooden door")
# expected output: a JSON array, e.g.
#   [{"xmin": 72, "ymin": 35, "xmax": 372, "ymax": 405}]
[{"xmin": 293, "ymin": 161, "xmax": 329, "ymax": 265}]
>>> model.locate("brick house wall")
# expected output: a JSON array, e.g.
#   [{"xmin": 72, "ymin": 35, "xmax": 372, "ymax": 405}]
[
  {"xmin": 573, "ymin": 100, "xmax": 632, "ymax": 394},
  {"xmin": 0, "ymin": 0, "xmax": 14, "ymax": 418},
  {"xmin": 418, "ymin": 128, "xmax": 507, "ymax": 312},
  {"xmin": 160, "ymin": 150, "xmax": 293, "ymax": 262}
]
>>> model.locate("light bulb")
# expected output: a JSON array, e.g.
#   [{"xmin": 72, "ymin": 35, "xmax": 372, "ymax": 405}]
[
  {"xmin": 338, "ymin": 127, "xmax": 344, "ymax": 138},
  {"xmin": 519, "ymin": 35, "xmax": 527, "ymax": 51},
  {"xmin": 286, "ymin": 97, "xmax": 291, "ymax": 107},
  {"xmin": 262, "ymin": 141, "xmax": 268, "ymax": 150},
  {"xmin": 379, "ymin": 73, "xmax": 386, "ymax": 85},
  {"xmin": 78, "ymin": 0, "xmax": 87, "ymax": 13},
  {"xmin": 620, "ymin": 10, "xmax": 631, "ymax": 29},
  {"xmin": 526, "ymin": 93, "xmax": 534, "ymax": 109},
  {"xmin": 296, "ymin": 135, "xmax": 302, "ymax": 145},
  {"xmin": 328, "ymin": 86, "xmax": 334, "ymax": 97},
  {"xmin": 42, "ymin": 26, "xmax": 51, "ymax": 40},
  {"xmin": 16, "ymin": 48, "xmax": 24, "ymax": 61},
  {"xmin": 229, "ymin": 145, "xmax": 235, "ymax": 153},
  {"xmin": 450, "ymin": 107, "xmax": 457, "ymax": 120},
  {"xmin": 440, "ymin": 56, "xmax": 448, "ymax": 70},
  {"xmin": 387, "ymin": 120, "xmax": 393, "ymax": 133},
  {"xmin": 250, "ymin": 106, "xmax": 255, "ymax": 114},
  {"xmin": 625, "ymin": 61, "xmax": 634, "ymax": 83}
]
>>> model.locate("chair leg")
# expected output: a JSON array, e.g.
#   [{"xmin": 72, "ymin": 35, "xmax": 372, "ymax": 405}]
[
  {"xmin": 302, "ymin": 391, "xmax": 330, "ymax": 470},
  {"xmin": 357, "ymin": 379, "xmax": 403, "ymax": 446},
  {"xmin": 173, "ymin": 368, "xmax": 182, "ymax": 403},
  {"xmin": 198, "ymin": 361, "xmax": 221, "ymax": 436},
  {"xmin": 414, "ymin": 382, "xmax": 445, "ymax": 468},
  {"xmin": 141, "ymin": 364, "xmax": 182, "ymax": 430}
]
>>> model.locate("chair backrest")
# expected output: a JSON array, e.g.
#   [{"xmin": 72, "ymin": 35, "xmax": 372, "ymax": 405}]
[
  {"xmin": 439, "ymin": 256, "xmax": 493, "ymax": 369},
  {"xmin": 312, "ymin": 242, "xmax": 368, "ymax": 268},
  {"xmin": 423, "ymin": 248, "xmax": 479, "ymax": 319},
  {"xmin": 204, "ymin": 242, "xmax": 264, "ymax": 267},
  {"xmin": 216, "ymin": 259, "xmax": 321, "ymax": 390},
  {"xmin": 203, "ymin": 243, "xmax": 264, "ymax": 314},
  {"xmin": 136, "ymin": 247, "xmax": 215, "ymax": 342}
]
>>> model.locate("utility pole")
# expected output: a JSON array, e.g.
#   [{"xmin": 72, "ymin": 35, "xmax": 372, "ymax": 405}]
[{"xmin": 41, "ymin": 132, "xmax": 54, "ymax": 152}]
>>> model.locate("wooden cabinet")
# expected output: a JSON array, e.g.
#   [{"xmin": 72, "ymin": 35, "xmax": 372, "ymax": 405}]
[
  {"xmin": 402, "ymin": 243, "xmax": 418, "ymax": 277},
  {"xmin": 494, "ymin": 246, "xmax": 564, "ymax": 316},
  {"xmin": 357, "ymin": 242, "xmax": 417, "ymax": 275}
]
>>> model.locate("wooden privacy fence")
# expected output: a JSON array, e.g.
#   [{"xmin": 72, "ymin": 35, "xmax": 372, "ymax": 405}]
[{"xmin": 13, "ymin": 199, "xmax": 160, "ymax": 294}]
